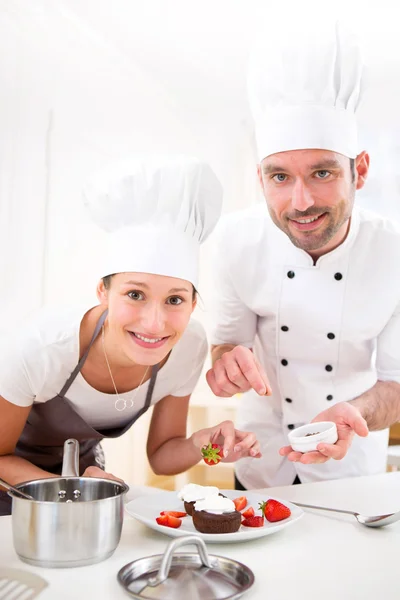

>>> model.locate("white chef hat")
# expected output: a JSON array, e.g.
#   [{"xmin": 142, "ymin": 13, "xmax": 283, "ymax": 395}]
[
  {"xmin": 248, "ymin": 20, "xmax": 363, "ymax": 162},
  {"xmin": 83, "ymin": 155, "xmax": 223, "ymax": 287}
]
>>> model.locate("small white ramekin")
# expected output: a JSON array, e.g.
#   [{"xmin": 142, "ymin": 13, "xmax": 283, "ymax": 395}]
[{"xmin": 288, "ymin": 421, "xmax": 338, "ymax": 453}]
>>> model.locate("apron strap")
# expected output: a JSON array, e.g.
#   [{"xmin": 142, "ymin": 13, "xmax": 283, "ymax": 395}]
[
  {"xmin": 134, "ymin": 362, "xmax": 159, "ymax": 419},
  {"xmin": 59, "ymin": 309, "xmax": 108, "ymax": 397}
]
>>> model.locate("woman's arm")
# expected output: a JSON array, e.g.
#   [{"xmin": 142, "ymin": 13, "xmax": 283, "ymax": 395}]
[
  {"xmin": 0, "ymin": 395, "xmax": 56, "ymax": 486},
  {"xmin": 147, "ymin": 394, "xmax": 261, "ymax": 476},
  {"xmin": 146, "ymin": 394, "xmax": 199, "ymax": 475}
]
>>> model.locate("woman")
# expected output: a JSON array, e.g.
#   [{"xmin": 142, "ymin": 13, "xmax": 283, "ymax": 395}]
[{"xmin": 0, "ymin": 155, "xmax": 261, "ymax": 515}]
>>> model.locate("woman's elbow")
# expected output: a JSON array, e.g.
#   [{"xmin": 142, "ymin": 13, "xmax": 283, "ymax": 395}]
[
  {"xmin": 147, "ymin": 451, "xmax": 163, "ymax": 476},
  {"xmin": 147, "ymin": 455, "xmax": 180, "ymax": 477}
]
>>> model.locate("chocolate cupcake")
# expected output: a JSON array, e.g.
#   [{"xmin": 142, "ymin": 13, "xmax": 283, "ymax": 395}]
[
  {"xmin": 192, "ymin": 496, "xmax": 241, "ymax": 534},
  {"xmin": 184, "ymin": 499, "xmax": 196, "ymax": 516}
]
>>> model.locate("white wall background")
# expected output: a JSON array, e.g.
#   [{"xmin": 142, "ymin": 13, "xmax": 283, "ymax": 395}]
[
  {"xmin": 1, "ymin": 0, "xmax": 400, "ymax": 483},
  {"xmin": 2, "ymin": 0, "xmax": 400, "ymax": 325}
]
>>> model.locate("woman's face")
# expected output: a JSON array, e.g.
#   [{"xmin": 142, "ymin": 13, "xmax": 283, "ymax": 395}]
[{"xmin": 97, "ymin": 272, "xmax": 196, "ymax": 366}]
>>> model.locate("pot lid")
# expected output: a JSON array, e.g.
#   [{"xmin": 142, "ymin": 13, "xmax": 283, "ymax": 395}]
[{"xmin": 117, "ymin": 535, "xmax": 254, "ymax": 599}]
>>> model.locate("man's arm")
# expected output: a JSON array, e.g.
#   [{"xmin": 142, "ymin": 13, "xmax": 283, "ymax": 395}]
[
  {"xmin": 350, "ymin": 380, "xmax": 400, "ymax": 431},
  {"xmin": 366, "ymin": 296, "xmax": 400, "ymax": 429},
  {"xmin": 207, "ymin": 218, "xmax": 272, "ymax": 397}
]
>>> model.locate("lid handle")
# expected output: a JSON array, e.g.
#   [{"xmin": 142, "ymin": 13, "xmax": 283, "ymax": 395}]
[
  {"xmin": 147, "ymin": 535, "xmax": 214, "ymax": 587},
  {"xmin": 61, "ymin": 439, "xmax": 80, "ymax": 477}
]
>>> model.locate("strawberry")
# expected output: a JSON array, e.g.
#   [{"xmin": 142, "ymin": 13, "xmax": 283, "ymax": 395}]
[
  {"xmin": 233, "ymin": 496, "xmax": 247, "ymax": 512},
  {"xmin": 259, "ymin": 499, "xmax": 291, "ymax": 522},
  {"xmin": 201, "ymin": 442, "xmax": 223, "ymax": 466},
  {"xmin": 165, "ymin": 515, "xmax": 182, "ymax": 528},
  {"xmin": 241, "ymin": 515, "xmax": 264, "ymax": 527},
  {"xmin": 242, "ymin": 506, "xmax": 255, "ymax": 519},
  {"xmin": 156, "ymin": 514, "xmax": 182, "ymax": 528},
  {"xmin": 160, "ymin": 511, "xmax": 187, "ymax": 518}
]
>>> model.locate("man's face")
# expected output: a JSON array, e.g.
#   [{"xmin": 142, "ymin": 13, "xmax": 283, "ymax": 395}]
[{"xmin": 258, "ymin": 149, "xmax": 368, "ymax": 256}]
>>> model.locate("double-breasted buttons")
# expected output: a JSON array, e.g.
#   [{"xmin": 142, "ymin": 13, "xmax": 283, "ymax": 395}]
[
  {"xmin": 280, "ymin": 268, "xmax": 340, "ymax": 409},
  {"xmin": 287, "ymin": 424, "xmax": 295, "ymax": 430}
]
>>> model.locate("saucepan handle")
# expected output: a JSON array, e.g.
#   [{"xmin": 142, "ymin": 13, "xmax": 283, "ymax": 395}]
[
  {"xmin": 147, "ymin": 535, "xmax": 215, "ymax": 587},
  {"xmin": 61, "ymin": 438, "xmax": 80, "ymax": 477}
]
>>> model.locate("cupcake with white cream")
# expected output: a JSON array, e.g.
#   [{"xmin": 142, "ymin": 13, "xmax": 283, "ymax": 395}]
[
  {"xmin": 177, "ymin": 483, "xmax": 220, "ymax": 516},
  {"xmin": 192, "ymin": 495, "xmax": 241, "ymax": 534}
]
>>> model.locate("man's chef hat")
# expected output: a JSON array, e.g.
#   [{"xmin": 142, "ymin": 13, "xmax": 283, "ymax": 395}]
[
  {"xmin": 247, "ymin": 20, "xmax": 363, "ymax": 162},
  {"xmin": 83, "ymin": 155, "xmax": 223, "ymax": 287}
]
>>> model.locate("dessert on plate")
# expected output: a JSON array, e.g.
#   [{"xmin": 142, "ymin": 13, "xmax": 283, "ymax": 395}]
[
  {"xmin": 177, "ymin": 483, "xmax": 220, "ymax": 516},
  {"xmin": 192, "ymin": 495, "xmax": 241, "ymax": 534}
]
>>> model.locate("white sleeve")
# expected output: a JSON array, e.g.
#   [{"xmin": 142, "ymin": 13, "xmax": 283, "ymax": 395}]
[
  {"xmin": 376, "ymin": 299, "xmax": 400, "ymax": 383},
  {"xmin": 209, "ymin": 221, "xmax": 257, "ymax": 348},
  {"xmin": 171, "ymin": 335, "xmax": 208, "ymax": 398},
  {"xmin": 0, "ymin": 336, "xmax": 40, "ymax": 407},
  {"xmin": 171, "ymin": 320, "xmax": 208, "ymax": 397}
]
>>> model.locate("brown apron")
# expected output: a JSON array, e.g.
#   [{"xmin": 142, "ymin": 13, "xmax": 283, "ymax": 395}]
[{"xmin": 0, "ymin": 310, "xmax": 159, "ymax": 516}]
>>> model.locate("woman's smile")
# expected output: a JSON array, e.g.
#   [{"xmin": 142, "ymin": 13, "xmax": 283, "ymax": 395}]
[{"xmin": 128, "ymin": 330, "xmax": 170, "ymax": 350}]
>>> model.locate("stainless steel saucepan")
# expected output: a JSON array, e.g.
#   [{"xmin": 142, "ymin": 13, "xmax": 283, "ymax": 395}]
[{"xmin": 6, "ymin": 438, "xmax": 129, "ymax": 568}]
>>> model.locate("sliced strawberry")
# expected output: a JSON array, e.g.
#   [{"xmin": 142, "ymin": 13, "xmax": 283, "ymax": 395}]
[
  {"xmin": 156, "ymin": 515, "xmax": 169, "ymax": 526},
  {"xmin": 201, "ymin": 443, "xmax": 223, "ymax": 466},
  {"xmin": 233, "ymin": 496, "xmax": 247, "ymax": 512},
  {"xmin": 156, "ymin": 514, "xmax": 182, "ymax": 528},
  {"xmin": 242, "ymin": 515, "xmax": 264, "ymax": 527},
  {"xmin": 259, "ymin": 499, "xmax": 291, "ymax": 522},
  {"xmin": 160, "ymin": 511, "xmax": 187, "ymax": 518},
  {"xmin": 242, "ymin": 506, "xmax": 255, "ymax": 519},
  {"xmin": 165, "ymin": 515, "xmax": 182, "ymax": 528}
]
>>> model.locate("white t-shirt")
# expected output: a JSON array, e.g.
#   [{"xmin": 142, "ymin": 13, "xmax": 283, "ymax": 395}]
[{"xmin": 0, "ymin": 305, "xmax": 208, "ymax": 429}]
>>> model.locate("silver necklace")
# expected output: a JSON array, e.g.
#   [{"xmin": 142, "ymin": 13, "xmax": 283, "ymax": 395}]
[{"xmin": 101, "ymin": 325, "xmax": 149, "ymax": 412}]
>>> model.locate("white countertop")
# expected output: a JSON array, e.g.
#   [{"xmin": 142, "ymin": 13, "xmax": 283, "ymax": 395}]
[{"xmin": 1, "ymin": 472, "xmax": 400, "ymax": 600}]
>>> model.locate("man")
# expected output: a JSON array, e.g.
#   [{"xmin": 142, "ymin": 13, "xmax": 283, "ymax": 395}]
[{"xmin": 207, "ymin": 21, "xmax": 400, "ymax": 489}]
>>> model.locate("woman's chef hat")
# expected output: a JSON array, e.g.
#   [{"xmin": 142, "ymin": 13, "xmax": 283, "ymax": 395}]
[
  {"xmin": 83, "ymin": 155, "xmax": 223, "ymax": 287},
  {"xmin": 247, "ymin": 20, "xmax": 363, "ymax": 161}
]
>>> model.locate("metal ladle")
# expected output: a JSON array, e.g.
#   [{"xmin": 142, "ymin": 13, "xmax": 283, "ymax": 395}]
[
  {"xmin": 0, "ymin": 477, "xmax": 35, "ymax": 500},
  {"xmin": 294, "ymin": 502, "xmax": 400, "ymax": 528}
]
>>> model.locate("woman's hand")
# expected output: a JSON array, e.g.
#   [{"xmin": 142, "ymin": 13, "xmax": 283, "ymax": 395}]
[
  {"xmin": 191, "ymin": 420, "xmax": 262, "ymax": 463},
  {"xmin": 82, "ymin": 466, "xmax": 124, "ymax": 483}
]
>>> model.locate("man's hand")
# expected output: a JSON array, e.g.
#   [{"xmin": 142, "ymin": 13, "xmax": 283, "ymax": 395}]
[
  {"xmin": 206, "ymin": 345, "xmax": 272, "ymax": 397},
  {"xmin": 279, "ymin": 401, "xmax": 369, "ymax": 464},
  {"xmin": 191, "ymin": 419, "xmax": 262, "ymax": 462}
]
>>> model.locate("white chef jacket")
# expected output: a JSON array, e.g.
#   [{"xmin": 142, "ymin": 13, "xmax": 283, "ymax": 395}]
[{"xmin": 210, "ymin": 203, "xmax": 400, "ymax": 488}]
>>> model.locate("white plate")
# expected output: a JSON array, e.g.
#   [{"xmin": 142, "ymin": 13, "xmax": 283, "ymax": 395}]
[{"xmin": 125, "ymin": 489, "xmax": 303, "ymax": 543}]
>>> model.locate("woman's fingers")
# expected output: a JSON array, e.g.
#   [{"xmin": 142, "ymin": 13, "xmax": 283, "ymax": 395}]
[{"xmin": 83, "ymin": 466, "xmax": 124, "ymax": 482}]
